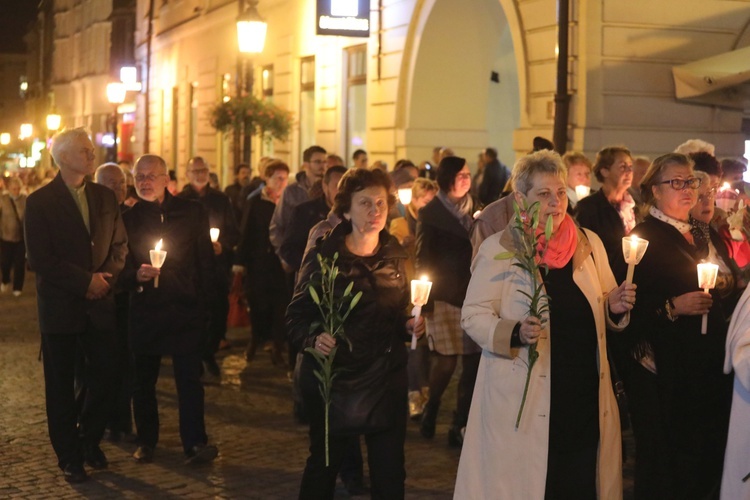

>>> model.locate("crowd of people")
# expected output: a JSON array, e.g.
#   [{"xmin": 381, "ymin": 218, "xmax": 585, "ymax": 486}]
[{"xmin": 7, "ymin": 127, "xmax": 750, "ymax": 499}]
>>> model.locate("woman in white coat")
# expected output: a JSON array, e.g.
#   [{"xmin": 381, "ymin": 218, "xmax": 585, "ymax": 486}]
[
  {"xmin": 721, "ymin": 285, "xmax": 750, "ymax": 500},
  {"xmin": 455, "ymin": 150, "xmax": 635, "ymax": 499}
]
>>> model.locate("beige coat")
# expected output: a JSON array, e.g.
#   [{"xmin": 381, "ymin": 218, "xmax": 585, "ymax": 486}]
[
  {"xmin": 455, "ymin": 226, "xmax": 627, "ymax": 500},
  {"xmin": 0, "ymin": 193, "xmax": 26, "ymax": 242}
]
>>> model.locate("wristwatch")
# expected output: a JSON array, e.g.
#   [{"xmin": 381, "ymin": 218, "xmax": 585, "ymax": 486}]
[{"xmin": 664, "ymin": 297, "xmax": 678, "ymax": 322}]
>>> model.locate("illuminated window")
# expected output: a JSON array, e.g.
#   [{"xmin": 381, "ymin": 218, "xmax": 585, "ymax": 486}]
[
  {"xmin": 262, "ymin": 65, "xmax": 274, "ymax": 98},
  {"xmin": 300, "ymin": 57, "xmax": 315, "ymax": 160},
  {"xmin": 345, "ymin": 45, "xmax": 367, "ymax": 163}
]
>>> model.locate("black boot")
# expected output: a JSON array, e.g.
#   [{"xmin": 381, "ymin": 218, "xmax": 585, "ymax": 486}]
[
  {"xmin": 448, "ymin": 411, "xmax": 466, "ymax": 447},
  {"xmin": 420, "ymin": 399, "xmax": 439, "ymax": 439}
]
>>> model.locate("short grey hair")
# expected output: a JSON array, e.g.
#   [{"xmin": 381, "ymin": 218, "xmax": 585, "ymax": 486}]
[
  {"xmin": 50, "ymin": 128, "xmax": 91, "ymax": 166},
  {"xmin": 134, "ymin": 154, "xmax": 168, "ymax": 175},
  {"xmin": 95, "ymin": 162, "xmax": 125, "ymax": 183},
  {"xmin": 511, "ymin": 150, "xmax": 567, "ymax": 195}
]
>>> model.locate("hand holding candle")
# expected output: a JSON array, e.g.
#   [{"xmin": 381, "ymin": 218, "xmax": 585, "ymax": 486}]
[
  {"xmin": 622, "ymin": 235, "xmax": 649, "ymax": 284},
  {"xmin": 410, "ymin": 275, "xmax": 433, "ymax": 350},
  {"xmin": 697, "ymin": 262, "xmax": 719, "ymax": 334},
  {"xmin": 149, "ymin": 239, "xmax": 167, "ymax": 288}
]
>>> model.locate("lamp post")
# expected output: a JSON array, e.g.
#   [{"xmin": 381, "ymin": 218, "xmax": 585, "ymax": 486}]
[
  {"xmin": 235, "ymin": 0, "xmax": 267, "ymax": 164},
  {"xmin": 19, "ymin": 124, "xmax": 33, "ymax": 168},
  {"xmin": 106, "ymin": 82, "xmax": 127, "ymax": 163}
]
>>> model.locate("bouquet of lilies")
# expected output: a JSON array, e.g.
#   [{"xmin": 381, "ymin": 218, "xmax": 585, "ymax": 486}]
[
  {"xmin": 304, "ymin": 252, "xmax": 362, "ymax": 466},
  {"xmin": 494, "ymin": 200, "xmax": 554, "ymax": 429}
]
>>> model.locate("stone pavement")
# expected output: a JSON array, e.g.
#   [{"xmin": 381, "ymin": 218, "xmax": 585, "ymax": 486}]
[{"xmin": 0, "ymin": 276, "xmax": 634, "ymax": 499}]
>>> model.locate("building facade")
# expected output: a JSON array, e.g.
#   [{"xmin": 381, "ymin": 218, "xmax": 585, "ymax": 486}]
[{"xmin": 132, "ymin": 0, "xmax": 750, "ymax": 185}]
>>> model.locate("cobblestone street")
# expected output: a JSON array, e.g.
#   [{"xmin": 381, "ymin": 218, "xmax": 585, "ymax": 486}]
[
  {"xmin": 0, "ymin": 277, "xmax": 459, "ymax": 499},
  {"xmin": 0, "ymin": 276, "xmax": 635, "ymax": 498}
]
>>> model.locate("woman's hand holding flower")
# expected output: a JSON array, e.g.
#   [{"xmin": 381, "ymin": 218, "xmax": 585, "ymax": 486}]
[
  {"xmin": 608, "ymin": 282, "xmax": 637, "ymax": 315},
  {"xmin": 672, "ymin": 291, "xmax": 712, "ymax": 316},
  {"xmin": 519, "ymin": 316, "xmax": 543, "ymax": 345},
  {"xmin": 314, "ymin": 333, "xmax": 336, "ymax": 356},
  {"xmin": 407, "ymin": 315, "xmax": 426, "ymax": 338}
]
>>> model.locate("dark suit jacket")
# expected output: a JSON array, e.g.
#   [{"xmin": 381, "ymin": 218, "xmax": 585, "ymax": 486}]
[
  {"xmin": 415, "ymin": 196, "xmax": 475, "ymax": 309},
  {"xmin": 25, "ymin": 173, "xmax": 128, "ymax": 334},
  {"xmin": 121, "ymin": 191, "xmax": 216, "ymax": 355}
]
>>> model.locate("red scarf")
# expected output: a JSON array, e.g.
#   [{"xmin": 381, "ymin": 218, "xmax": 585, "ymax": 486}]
[{"xmin": 535, "ymin": 214, "xmax": 577, "ymax": 269}]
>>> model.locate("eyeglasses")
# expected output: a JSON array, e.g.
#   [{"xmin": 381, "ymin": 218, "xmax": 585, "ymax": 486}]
[
  {"xmin": 135, "ymin": 173, "xmax": 166, "ymax": 183},
  {"xmin": 658, "ymin": 177, "xmax": 701, "ymax": 190},
  {"xmin": 697, "ymin": 188, "xmax": 717, "ymax": 203}
]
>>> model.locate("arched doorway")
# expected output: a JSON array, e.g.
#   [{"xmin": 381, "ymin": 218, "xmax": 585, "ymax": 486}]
[{"xmin": 398, "ymin": 0, "xmax": 523, "ymax": 167}]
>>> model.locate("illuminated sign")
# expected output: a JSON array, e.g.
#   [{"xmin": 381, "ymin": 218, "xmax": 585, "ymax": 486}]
[{"xmin": 317, "ymin": 0, "xmax": 369, "ymax": 38}]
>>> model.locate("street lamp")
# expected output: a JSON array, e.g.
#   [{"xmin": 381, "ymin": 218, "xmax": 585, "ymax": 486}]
[
  {"xmin": 106, "ymin": 82, "xmax": 127, "ymax": 162},
  {"xmin": 0, "ymin": 133, "xmax": 9, "ymax": 146},
  {"xmin": 235, "ymin": 0, "xmax": 268, "ymax": 164},
  {"xmin": 237, "ymin": 1, "xmax": 267, "ymax": 54},
  {"xmin": 46, "ymin": 112, "xmax": 61, "ymax": 133},
  {"xmin": 19, "ymin": 123, "xmax": 32, "ymax": 140}
]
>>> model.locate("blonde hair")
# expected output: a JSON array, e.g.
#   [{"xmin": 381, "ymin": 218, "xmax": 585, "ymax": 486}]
[
  {"xmin": 639, "ymin": 153, "xmax": 694, "ymax": 209},
  {"xmin": 411, "ymin": 177, "xmax": 438, "ymax": 200},
  {"xmin": 674, "ymin": 139, "xmax": 715, "ymax": 156},
  {"xmin": 511, "ymin": 150, "xmax": 567, "ymax": 195},
  {"xmin": 562, "ymin": 151, "xmax": 592, "ymax": 171}
]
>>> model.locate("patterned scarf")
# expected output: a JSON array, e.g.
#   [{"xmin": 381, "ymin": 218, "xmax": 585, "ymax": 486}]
[{"xmin": 437, "ymin": 191, "xmax": 474, "ymax": 233}]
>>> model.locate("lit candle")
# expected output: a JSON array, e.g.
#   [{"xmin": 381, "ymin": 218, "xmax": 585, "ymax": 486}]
[
  {"xmin": 622, "ymin": 235, "xmax": 649, "ymax": 284},
  {"xmin": 397, "ymin": 188, "xmax": 412, "ymax": 206},
  {"xmin": 410, "ymin": 275, "xmax": 433, "ymax": 350},
  {"xmin": 210, "ymin": 227, "xmax": 220, "ymax": 243},
  {"xmin": 574, "ymin": 185, "xmax": 591, "ymax": 200},
  {"xmin": 149, "ymin": 238, "xmax": 167, "ymax": 288},
  {"xmin": 716, "ymin": 182, "xmax": 738, "ymax": 213},
  {"xmin": 697, "ymin": 262, "xmax": 719, "ymax": 334}
]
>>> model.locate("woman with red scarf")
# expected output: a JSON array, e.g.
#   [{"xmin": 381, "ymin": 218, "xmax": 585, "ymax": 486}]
[{"xmin": 455, "ymin": 150, "xmax": 636, "ymax": 499}]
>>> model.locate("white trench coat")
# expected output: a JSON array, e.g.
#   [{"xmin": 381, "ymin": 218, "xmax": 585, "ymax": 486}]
[
  {"xmin": 721, "ymin": 286, "xmax": 750, "ymax": 500},
  {"xmin": 454, "ymin": 226, "xmax": 627, "ymax": 500}
]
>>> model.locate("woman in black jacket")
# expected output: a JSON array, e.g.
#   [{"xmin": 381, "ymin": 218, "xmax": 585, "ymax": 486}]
[
  {"xmin": 628, "ymin": 153, "xmax": 732, "ymax": 499},
  {"xmin": 415, "ymin": 156, "xmax": 481, "ymax": 445},
  {"xmin": 287, "ymin": 168, "xmax": 425, "ymax": 500}
]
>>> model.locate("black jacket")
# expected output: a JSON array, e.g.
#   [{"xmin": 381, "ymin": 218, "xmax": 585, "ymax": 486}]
[
  {"xmin": 121, "ymin": 191, "xmax": 216, "ymax": 355},
  {"xmin": 179, "ymin": 185, "xmax": 239, "ymax": 280},
  {"xmin": 415, "ymin": 196, "xmax": 475, "ymax": 309},
  {"xmin": 287, "ymin": 220, "xmax": 410, "ymax": 371},
  {"xmin": 575, "ymin": 189, "xmax": 635, "ymax": 282},
  {"xmin": 25, "ymin": 173, "xmax": 128, "ymax": 333},
  {"xmin": 236, "ymin": 191, "xmax": 286, "ymax": 303},
  {"xmin": 628, "ymin": 216, "xmax": 731, "ymax": 475},
  {"xmin": 279, "ymin": 195, "xmax": 331, "ymax": 272}
]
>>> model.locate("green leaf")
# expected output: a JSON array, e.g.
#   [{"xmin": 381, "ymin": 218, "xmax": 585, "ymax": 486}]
[
  {"xmin": 494, "ymin": 252, "xmax": 516, "ymax": 260},
  {"xmin": 309, "ymin": 287, "xmax": 321, "ymax": 305}
]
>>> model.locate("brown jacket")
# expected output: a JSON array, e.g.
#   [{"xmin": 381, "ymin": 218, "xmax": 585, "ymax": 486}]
[{"xmin": 0, "ymin": 193, "xmax": 25, "ymax": 242}]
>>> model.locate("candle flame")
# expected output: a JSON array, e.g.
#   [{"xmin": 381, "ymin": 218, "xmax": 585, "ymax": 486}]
[
  {"xmin": 420, "ymin": 275, "xmax": 429, "ymax": 282},
  {"xmin": 720, "ymin": 182, "xmax": 731, "ymax": 192},
  {"xmin": 630, "ymin": 234, "xmax": 638, "ymax": 243},
  {"xmin": 155, "ymin": 239, "xmax": 163, "ymax": 251}
]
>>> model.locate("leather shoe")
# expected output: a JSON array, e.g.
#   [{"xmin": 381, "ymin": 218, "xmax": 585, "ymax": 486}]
[
  {"xmin": 133, "ymin": 445, "xmax": 154, "ymax": 463},
  {"xmin": 185, "ymin": 443, "xmax": 218, "ymax": 464},
  {"xmin": 62, "ymin": 463, "xmax": 88, "ymax": 483},
  {"xmin": 83, "ymin": 444, "xmax": 108, "ymax": 470}
]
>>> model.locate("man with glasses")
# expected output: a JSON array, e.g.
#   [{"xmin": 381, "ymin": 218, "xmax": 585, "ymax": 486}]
[
  {"xmin": 121, "ymin": 154, "xmax": 219, "ymax": 465},
  {"xmin": 25, "ymin": 128, "xmax": 128, "ymax": 483},
  {"xmin": 178, "ymin": 157, "xmax": 239, "ymax": 381}
]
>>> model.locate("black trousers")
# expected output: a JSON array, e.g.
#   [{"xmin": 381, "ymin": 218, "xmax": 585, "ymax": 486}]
[
  {"xmin": 425, "ymin": 352, "xmax": 480, "ymax": 426},
  {"xmin": 132, "ymin": 352, "xmax": 207, "ymax": 454},
  {"xmin": 204, "ymin": 289, "xmax": 229, "ymax": 360},
  {"xmin": 108, "ymin": 293, "xmax": 132, "ymax": 434},
  {"xmin": 0, "ymin": 239, "xmax": 25, "ymax": 291},
  {"xmin": 544, "ymin": 445, "xmax": 598, "ymax": 499},
  {"xmin": 41, "ymin": 327, "xmax": 116, "ymax": 469}
]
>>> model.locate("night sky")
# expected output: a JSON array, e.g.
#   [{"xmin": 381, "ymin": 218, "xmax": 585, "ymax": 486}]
[{"xmin": 0, "ymin": 1, "xmax": 38, "ymax": 54}]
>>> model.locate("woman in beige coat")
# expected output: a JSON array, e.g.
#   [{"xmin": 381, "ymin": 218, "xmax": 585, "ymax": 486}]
[{"xmin": 456, "ymin": 150, "xmax": 635, "ymax": 499}]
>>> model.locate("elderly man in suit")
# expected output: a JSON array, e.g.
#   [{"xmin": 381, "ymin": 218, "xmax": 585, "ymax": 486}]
[
  {"xmin": 25, "ymin": 128, "xmax": 128, "ymax": 483},
  {"xmin": 122, "ymin": 154, "xmax": 218, "ymax": 465}
]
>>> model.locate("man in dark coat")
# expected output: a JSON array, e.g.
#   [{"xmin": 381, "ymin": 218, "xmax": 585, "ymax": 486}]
[
  {"xmin": 279, "ymin": 165, "xmax": 347, "ymax": 273},
  {"xmin": 122, "ymin": 154, "xmax": 218, "ymax": 465},
  {"xmin": 179, "ymin": 156, "xmax": 240, "ymax": 379},
  {"xmin": 477, "ymin": 147, "xmax": 511, "ymax": 205},
  {"xmin": 25, "ymin": 128, "xmax": 128, "ymax": 483},
  {"xmin": 223, "ymin": 162, "xmax": 251, "ymax": 222}
]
